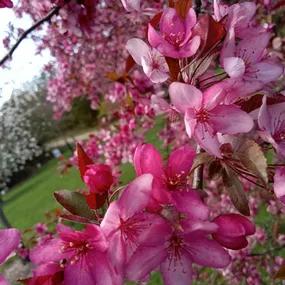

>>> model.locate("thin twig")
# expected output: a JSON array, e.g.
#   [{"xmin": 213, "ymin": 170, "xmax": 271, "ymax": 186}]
[{"xmin": 0, "ymin": 5, "xmax": 62, "ymax": 67}]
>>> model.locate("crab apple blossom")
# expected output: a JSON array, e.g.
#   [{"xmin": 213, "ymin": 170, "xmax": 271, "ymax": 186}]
[
  {"xmin": 148, "ymin": 7, "xmax": 201, "ymax": 59},
  {"xmin": 212, "ymin": 213, "xmax": 256, "ymax": 250},
  {"xmin": 169, "ymin": 82, "xmax": 254, "ymax": 157},
  {"xmin": 126, "ymin": 38, "xmax": 169, "ymax": 83},
  {"xmin": 83, "ymin": 164, "xmax": 114, "ymax": 194},
  {"xmin": 134, "ymin": 143, "xmax": 195, "ymax": 210},
  {"xmin": 258, "ymin": 97, "xmax": 285, "ymax": 157},
  {"xmin": 30, "ymin": 224, "xmax": 121, "ymax": 285}
]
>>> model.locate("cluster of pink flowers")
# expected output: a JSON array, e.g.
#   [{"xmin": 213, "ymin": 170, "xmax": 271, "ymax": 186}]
[
  {"xmin": 24, "ymin": 144, "xmax": 255, "ymax": 285},
  {"xmin": 1, "ymin": 0, "xmax": 285, "ymax": 284}
]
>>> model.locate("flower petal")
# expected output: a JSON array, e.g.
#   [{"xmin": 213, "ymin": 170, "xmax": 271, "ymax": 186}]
[
  {"xmin": 0, "ymin": 229, "xmax": 20, "ymax": 265},
  {"xmin": 185, "ymin": 234, "xmax": 231, "ymax": 268},
  {"xmin": 126, "ymin": 38, "xmax": 150, "ymax": 66},
  {"xmin": 274, "ymin": 167, "xmax": 285, "ymax": 204},
  {"xmin": 211, "ymin": 105, "xmax": 254, "ymax": 134},
  {"xmin": 169, "ymin": 82, "xmax": 202, "ymax": 113},
  {"xmin": 223, "ymin": 57, "xmax": 245, "ymax": 78},
  {"xmin": 161, "ymin": 251, "xmax": 192, "ymax": 285}
]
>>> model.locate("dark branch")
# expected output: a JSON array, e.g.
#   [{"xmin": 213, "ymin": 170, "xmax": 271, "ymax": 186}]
[
  {"xmin": 194, "ymin": 0, "xmax": 202, "ymax": 14},
  {"xmin": 0, "ymin": 5, "xmax": 61, "ymax": 67}
]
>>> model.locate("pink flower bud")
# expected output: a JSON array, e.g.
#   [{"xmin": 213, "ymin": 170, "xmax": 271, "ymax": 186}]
[
  {"xmin": 83, "ymin": 164, "xmax": 114, "ymax": 194},
  {"xmin": 212, "ymin": 214, "xmax": 255, "ymax": 250}
]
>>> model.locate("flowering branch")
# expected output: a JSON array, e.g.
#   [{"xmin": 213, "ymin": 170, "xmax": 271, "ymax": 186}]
[{"xmin": 0, "ymin": 5, "xmax": 61, "ymax": 67}]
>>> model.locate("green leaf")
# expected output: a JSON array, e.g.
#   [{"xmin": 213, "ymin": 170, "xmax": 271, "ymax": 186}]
[{"xmin": 54, "ymin": 190, "xmax": 96, "ymax": 220}]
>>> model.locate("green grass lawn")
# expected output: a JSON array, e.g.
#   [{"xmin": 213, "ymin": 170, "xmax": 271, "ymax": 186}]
[{"xmin": 2, "ymin": 158, "xmax": 84, "ymax": 229}]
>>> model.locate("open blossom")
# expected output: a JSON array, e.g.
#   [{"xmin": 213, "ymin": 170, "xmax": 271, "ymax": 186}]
[
  {"xmin": 0, "ymin": 229, "xmax": 21, "ymax": 285},
  {"xmin": 126, "ymin": 38, "xmax": 169, "ymax": 83},
  {"xmin": 126, "ymin": 189, "xmax": 230, "ymax": 285},
  {"xmin": 221, "ymin": 31, "xmax": 283, "ymax": 97},
  {"xmin": 30, "ymin": 224, "xmax": 121, "ymax": 285},
  {"xmin": 101, "ymin": 174, "xmax": 166, "ymax": 275},
  {"xmin": 134, "ymin": 143, "xmax": 195, "ymax": 210},
  {"xmin": 169, "ymin": 83, "xmax": 254, "ymax": 157},
  {"xmin": 258, "ymin": 97, "xmax": 285, "ymax": 157},
  {"xmin": 0, "ymin": 0, "xmax": 13, "ymax": 8},
  {"xmin": 212, "ymin": 214, "xmax": 256, "ymax": 250},
  {"xmin": 83, "ymin": 164, "xmax": 114, "ymax": 194},
  {"xmin": 148, "ymin": 8, "xmax": 200, "ymax": 59},
  {"xmin": 274, "ymin": 167, "xmax": 285, "ymax": 204}
]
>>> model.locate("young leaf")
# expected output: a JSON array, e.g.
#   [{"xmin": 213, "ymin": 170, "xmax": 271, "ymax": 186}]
[
  {"xmin": 76, "ymin": 142, "xmax": 93, "ymax": 180},
  {"xmin": 169, "ymin": 0, "xmax": 192, "ymax": 19},
  {"xmin": 274, "ymin": 264, "xmax": 285, "ymax": 280},
  {"xmin": 54, "ymin": 190, "xmax": 96, "ymax": 220},
  {"xmin": 191, "ymin": 152, "xmax": 214, "ymax": 173},
  {"xmin": 223, "ymin": 167, "xmax": 250, "ymax": 216}
]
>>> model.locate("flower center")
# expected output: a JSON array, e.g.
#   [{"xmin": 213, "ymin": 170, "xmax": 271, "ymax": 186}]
[
  {"xmin": 164, "ymin": 31, "xmax": 185, "ymax": 48},
  {"xmin": 195, "ymin": 108, "xmax": 209, "ymax": 123},
  {"xmin": 274, "ymin": 131, "xmax": 285, "ymax": 142},
  {"xmin": 167, "ymin": 171, "xmax": 187, "ymax": 189},
  {"xmin": 166, "ymin": 234, "xmax": 185, "ymax": 268},
  {"xmin": 60, "ymin": 240, "xmax": 92, "ymax": 265},
  {"xmin": 119, "ymin": 215, "xmax": 148, "ymax": 244}
]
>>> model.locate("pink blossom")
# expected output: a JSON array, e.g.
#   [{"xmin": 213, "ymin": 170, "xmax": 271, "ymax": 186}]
[
  {"xmin": 35, "ymin": 223, "xmax": 48, "ymax": 235},
  {"xmin": 30, "ymin": 224, "xmax": 121, "ymax": 285},
  {"xmin": 258, "ymin": 97, "xmax": 285, "ymax": 157},
  {"xmin": 100, "ymin": 174, "xmax": 166, "ymax": 275},
  {"xmin": 148, "ymin": 8, "xmax": 200, "ymax": 59},
  {"xmin": 212, "ymin": 214, "xmax": 255, "ymax": 250},
  {"xmin": 169, "ymin": 83, "xmax": 254, "ymax": 157},
  {"xmin": 134, "ymin": 143, "xmax": 196, "ymax": 209},
  {"xmin": 221, "ymin": 30, "xmax": 283, "ymax": 95},
  {"xmin": 274, "ymin": 167, "xmax": 285, "ymax": 204},
  {"xmin": 0, "ymin": 0, "xmax": 13, "ymax": 8},
  {"xmin": 126, "ymin": 190, "xmax": 230, "ymax": 284},
  {"xmin": 83, "ymin": 164, "xmax": 114, "ymax": 194},
  {"xmin": 126, "ymin": 38, "xmax": 169, "ymax": 83}
]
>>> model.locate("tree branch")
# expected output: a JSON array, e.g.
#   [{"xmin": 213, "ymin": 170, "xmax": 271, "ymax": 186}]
[
  {"xmin": 0, "ymin": 5, "xmax": 61, "ymax": 67},
  {"xmin": 193, "ymin": 145, "xmax": 204, "ymax": 190}
]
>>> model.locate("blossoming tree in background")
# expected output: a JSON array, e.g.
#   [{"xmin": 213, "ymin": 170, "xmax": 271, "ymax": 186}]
[{"xmin": 1, "ymin": 0, "xmax": 285, "ymax": 284}]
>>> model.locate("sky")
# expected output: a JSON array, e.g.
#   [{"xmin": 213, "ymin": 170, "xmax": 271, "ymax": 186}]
[{"xmin": 0, "ymin": 6, "xmax": 51, "ymax": 106}]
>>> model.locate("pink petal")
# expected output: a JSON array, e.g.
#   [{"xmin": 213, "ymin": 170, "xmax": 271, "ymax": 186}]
[
  {"xmin": 210, "ymin": 105, "xmax": 254, "ymax": 134},
  {"xmin": 251, "ymin": 60, "xmax": 283, "ymax": 84},
  {"xmin": 161, "ymin": 251, "xmax": 192, "ymax": 285},
  {"xmin": 194, "ymin": 123, "xmax": 222, "ymax": 157},
  {"xmin": 185, "ymin": 234, "xmax": 231, "ymax": 268},
  {"xmin": 221, "ymin": 28, "xmax": 236, "ymax": 64},
  {"xmin": 212, "ymin": 234, "xmax": 248, "ymax": 250},
  {"xmin": 147, "ymin": 68, "xmax": 169, "ymax": 83},
  {"xmin": 237, "ymin": 33, "xmax": 270, "ymax": 64},
  {"xmin": 169, "ymin": 83, "xmax": 202, "ymax": 113},
  {"xmin": 148, "ymin": 23, "xmax": 165, "ymax": 49},
  {"xmin": 0, "ymin": 276, "xmax": 9, "ymax": 285},
  {"xmin": 274, "ymin": 167, "xmax": 285, "ymax": 203},
  {"xmin": 134, "ymin": 143, "xmax": 164, "ymax": 177},
  {"xmin": 223, "ymin": 57, "xmax": 245, "ymax": 78},
  {"xmin": 258, "ymin": 96, "xmax": 272, "ymax": 132},
  {"xmin": 126, "ymin": 245, "xmax": 167, "ymax": 282},
  {"xmin": 121, "ymin": 0, "xmax": 140, "ymax": 11},
  {"xmin": 176, "ymin": 35, "xmax": 200, "ymax": 58},
  {"xmin": 126, "ymin": 38, "xmax": 150, "ymax": 66},
  {"xmin": 184, "ymin": 8, "xmax": 197, "ymax": 37},
  {"xmin": 171, "ymin": 190, "xmax": 209, "ymax": 221},
  {"xmin": 165, "ymin": 145, "xmax": 195, "ymax": 181},
  {"xmin": 203, "ymin": 83, "xmax": 226, "ymax": 110},
  {"xmin": 30, "ymin": 238, "xmax": 64, "ymax": 265},
  {"xmin": 213, "ymin": 0, "xmax": 229, "ymax": 21},
  {"xmin": 118, "ymin": 174, "xmax": 153, "ymax": 218},
  {"xmin": 184, "ymin": 109, "xmax": 197, "ymax": 138},
  {"xmin": 0, "ymin": 229, "xmax": 21, "ymax": 265},
  {"xmin": 100, "ymin": 202, "xmax": 121, "ymax": 237}
]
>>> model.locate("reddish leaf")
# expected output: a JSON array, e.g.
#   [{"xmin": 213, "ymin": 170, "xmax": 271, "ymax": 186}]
[
  {"xmin": 149, "ymin": 11, "xmax": 162, "ymax": 28},
  {"xmin": 272, "ymin": 0, "xmax": 285, "ymax": 10},
  {"xmin": 125, "ymin": 55, "xmax": 136, "ymax": 73},
  {"xmin": 165, "ymin": 57, "xmax": 180, "ymax": 81},
  {"xmin": 169, "ymin": 0, "xmax": 192, "ymax": 18},
  {"xmin": 54, "ymin": 190, "xmax": 96, "ymax": 220},
  {"xmin": 275, "ymin": 264, "xmax": 285, "ymax": 279},
  {"xmin": 239, "ymin": 94, "xmax": 285, "ymax": 113},
  {"xmin": 60, "ymin": 213, "xmax": 96, "ymax": 224},
  {"xmin": 76, "ymin": 142, "xmax": 93, "ymax": 180},
  {"xmin": 84, "ymin": 192, "xmax": 107, "ymax": 210},
  {"xmin": 194, "ymin": 15, "xmax": 226, "ymax": 57}
]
